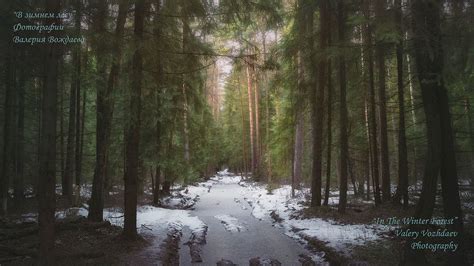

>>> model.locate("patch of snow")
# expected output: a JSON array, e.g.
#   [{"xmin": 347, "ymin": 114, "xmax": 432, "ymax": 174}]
[
  {"xmin": 237, "ymin": 181, "xmax": 391, "ymax": 254},
  {"xmin": 55, "ymin": 207, "xmax": 89, "ymax": 219},
  {"xmin": 241, "ymin": 184, "xmax": 304, "ymax": 220},
  {"xmin": 211, "ymin": 175, "xmax": 242, "ymax": 184},
  {"xmin": 161, "ymin": 179, "xmax": 217, "ymax": 209},
  {"xmin": 186, "ymin": 181, "xmax": 214, "ymax": 197},
  {"xmin": 250, "ymin": 203, "xmax": 265, "ymax": 220},
  {"xmin": 209, "ymin": 169, "xmax": 243, "ymax": 184},
  {"xmin": 217, "ymin": 169, "xmax": 231, "ymax": 176},
  {"xmin": 20, "ymin": 213, "xmax": 38, "ymax": 223},
  {"xmin": 79, "ymin": 184, "xmax": 92, "ymax": 198},
  {"xmin": 214, "ymin": 214, "xmax": 245, "ymax": 232},
  {"xmin": 136, "ymin": 206, "xmax": 206, "ymax": 236},
  {"xmin": 283, "ymin": 218, "xmax": 385, "ymax": 253}
]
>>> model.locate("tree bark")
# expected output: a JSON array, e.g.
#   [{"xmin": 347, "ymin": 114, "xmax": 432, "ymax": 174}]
[
  {"xmin": 293, "ymin": 111, "xmax": 304, "ymax": 196},
  {"xmin": 153, "ymin": 0, "xmax": 163, "ymax": 206},
  {"xmin": 238, "ymin": 74, "xmax": 249, "ymax": 180},
  {"xmin": 1, "ymin": 44, "xmax": 14, "ymax": 214},
  {"xmin": 393, "ymin": 0, "xmax": 408, "ymax": 207},
  {"xmin": 363, "ymin": 0, "xmax": 381, "ymax": 205},
  {"xmin": 123, "ymin": 0, "xmax": 145, "ymax": 240},
  {"xmin": 181, "ymin": 0, "xmax": 191, "ymax": 179},
  {"xmin": 404, "ymin": 0, "xmax": 467, "ymax": 263},
  {"xmin": 64, "ymin": 56, "xmax": 77, "ymax": 203},
  {"xmin": 311, "ymin": 0, "xmax": 326, "ymax": 207},
  {"xmin": 323, "ymin": 5, "xmax": 333, "ymax": 207},
  {"xmin": 59, "ymin": 63, "xmax": 65, "ymax": 197},
  {"xmin": 263, "ymin": 34, "xmax": 272, "ymax": 181},
  {"xmin": 89, "ymin": 0, "xmax": 109, "ymax": 222},
  {"xmin": 153, "ymin": 166, "xmax": 161, "ymax": 205},
  {"xmin": 374, "ymin": 0, "xmax": 391, "ymax": 202},
  {"xmin": 362, "ymin": 31, "xmax": 371, "ymax": 202},
  {"xmin": 14, "ymin": 51, "xmax": 26, "ymax": 202},
  {"xmin": 74, "ymin": 0, "xmax": 83, "ymax": 206},
  {"xmin": 77, "ymin": 71, "xmax": 87, "ymax": 188},
  {"xmin": 76, "ymin": 44, "xmax": 89, "ymax": 194},
  {"xmin": 293, "ymin": 0, "xmax": 307, "ymax": 197},
  {"xmin": 38, "ymin": 0, "xmax": 61, "ymax": 262},
  {"xmin": 89, "ymin": 0, "xmax": 128, "ymax": 221},
  {"xmin": 337, "ymin": 0, "xmax": 348, "ymax": 213},
  {"xmin": 246, "ymin": 62, "xmax": 256, "ymax": 176},
  {"xmin": 406, "ymin": 48, "xmax": 419, "ymax": 188},
  {"xmin": 323, "ymin": 73, "xmax": 332, "ymax": 205},
  {"xmin": 253, "ymin": 63, "xmax": 261, "ymax": 176}
]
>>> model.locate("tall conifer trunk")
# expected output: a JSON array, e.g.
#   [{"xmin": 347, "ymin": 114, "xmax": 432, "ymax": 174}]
[
  {"xmin": 311, "ymin": 0, "xmax": 326, "ymax": 207},
  {"xmin": 253, "ymin": 62, "xmax": 261, "ymax": 177},
  {"xmin": 404, "ymin": 0, "xmax": 467, "ymax": 263},
  {"xmin": 153, "ymin": 0, "xmax": 163, "ymax": 205},
  {"xmin": 90, "ymin": 0, "xmax": 128, "ymax": 221},
  {"xmin": 363, "ymin": 0, "xmax": 381, "ymax": 204},
  {"xmin": 89, "ymin": 0, "xmax": 109, "ymax": 222},
  {"xmin": 375, "ymin": 0, "xmax": 391, "ymax": 202},
  {"xmin": 64, "ymin": 53, "xmax": 77, "ymax": 203},
  {"xmin": 124, "ymin": 0, "xmax": 145, "ymax": 239},
  {"xmin": 293, "ymin": 0, "xmax": 307, "ymax": 197},
  {"xmin": 14, "ymin": 51, "xmax": 26, "ymax": 202},
  {"xmin": 38, "ymin": 0, "xmax": 61, "ymax": 262},
  {"xmin": 73, "ymin": 0, "xmax": 83, "ymax": 205},
  {"xmin": 394, "ymin": 0, "xmax": 408, "ymax": 207},
  {"xmin": 246, "ymin": 62, "xmax": 256, "ymax": 176},
  {"xmin": 323, "ymin": 6, "xmax": 333, "ymax": 206},
  {"xmin": 337, "ymin": 0, "xmax": 348, "ymax": 213},
  {"xmin": 1, "ymin": 42, "xmax": 14, "ymax": 214}
]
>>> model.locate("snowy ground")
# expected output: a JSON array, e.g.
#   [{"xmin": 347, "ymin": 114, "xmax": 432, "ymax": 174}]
[
  {"xmin": 236, "ymin": 181, "xmax": 393, "ymax": 256},
  {"xmin": 15, "ymin": 180, "xmax": 213, "ymax": 258},
  {"xmin": 14, "ymin": 170, "xmax": 473, "ymax": 264}
]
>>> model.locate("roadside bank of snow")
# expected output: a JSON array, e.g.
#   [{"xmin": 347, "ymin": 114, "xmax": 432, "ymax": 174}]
[{"xmin": 239, "ymin": 182, "xmax": 392, "ymax": 256}]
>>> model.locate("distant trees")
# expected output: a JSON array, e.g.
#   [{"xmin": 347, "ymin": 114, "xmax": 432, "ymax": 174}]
[
  {"xmin": 0, "ymin": 0, "xmax": 225, "ymax": 252},
  {"xmin": 0, "ymin": 0, "xmax": 471, "ymax": 262},
  {"xmin": 218, "ymin": 1, "xmax": 471, "ymax": 234}
]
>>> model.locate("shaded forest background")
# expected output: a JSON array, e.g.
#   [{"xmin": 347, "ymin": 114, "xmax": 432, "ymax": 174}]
[{"xmin": 0, "ymin": 0, "xmax": 473, "ymax": 264}]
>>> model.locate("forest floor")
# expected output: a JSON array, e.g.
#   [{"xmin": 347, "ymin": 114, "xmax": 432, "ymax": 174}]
[{"xmin": 1, "ymin": 170, "xmax": 474, "ymax": 265}]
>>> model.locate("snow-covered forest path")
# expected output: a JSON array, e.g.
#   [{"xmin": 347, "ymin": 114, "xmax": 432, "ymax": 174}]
[
  {"xmin": 122, "ymin": 170, "xmax": 387, "ymax": 265},
  {"xmin": 178, "ymin": 181, "xmax": 311, "ymax": 265}
]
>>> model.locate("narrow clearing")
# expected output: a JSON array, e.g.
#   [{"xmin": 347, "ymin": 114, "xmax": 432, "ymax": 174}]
[
  {"xmin": 123, "ymin": 170, "xmax": 392, "ymax": 265},
  {"xmin": 178, "ymin": 181, "xmax": 312, "ymax": 265},
  {"xmin": 127, "ymin": 171, "xmax": 316, "ymax": 265}
]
